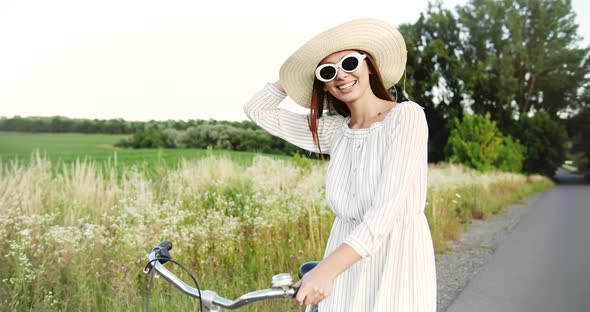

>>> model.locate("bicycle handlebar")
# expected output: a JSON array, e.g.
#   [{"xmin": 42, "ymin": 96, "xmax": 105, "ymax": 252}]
[{"xmin": 144, "ymin": 241, "xmax": 298, "ymax": 311}]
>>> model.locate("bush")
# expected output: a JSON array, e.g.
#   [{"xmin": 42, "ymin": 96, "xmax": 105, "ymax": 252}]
[
  {"xmin": 566, "ymin": 106, "xmax": 590, "ymax": 179},
  {"xmin": 114, "ymin": 122, "xmax": 302, "ymax": 156},
  {"xmin": 510, "ymin": 112, "xmax": 568, "ymax": 177},
  {"xmin": 128, "ymin": 127, "xmax": 166, "ymax": 148},
  {"xmin": 445, "ymin": 113, "xmax": 503, "ymax": 172},
  {"xmin": 114, "ymin": 138, "xmax": 131, "ymax": 148},
  {"xmin": 161, "ymin": 128, "xmax": 181, "ymax": 148},
  {"xmin": 494, "ymin": 136, "xmax": 525, "ymax": 173}
]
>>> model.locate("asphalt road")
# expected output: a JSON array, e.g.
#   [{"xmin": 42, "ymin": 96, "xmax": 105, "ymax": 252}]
[{"xmin": 446, "ymin": 169, "xmax": 590, "ymax": 312}]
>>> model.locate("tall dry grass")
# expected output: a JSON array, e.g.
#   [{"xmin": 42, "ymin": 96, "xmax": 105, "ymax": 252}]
[{"xmin": 0, "ymin": 154, "xmax": 552, "ymax": 311}]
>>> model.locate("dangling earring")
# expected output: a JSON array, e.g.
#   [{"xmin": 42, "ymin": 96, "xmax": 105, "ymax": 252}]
[{"xmin": 392, "ymin": 85, "xmax": 398, "ymax": 102}]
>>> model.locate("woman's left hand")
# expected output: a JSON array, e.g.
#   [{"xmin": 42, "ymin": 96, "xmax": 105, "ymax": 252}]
[
  {"xmin": 293, "ymin": 243, "xmax": 361, "ymax": 306},
  {"xmin": 294, "ymin": 266, "xmax": 334, "ymax": 306}
]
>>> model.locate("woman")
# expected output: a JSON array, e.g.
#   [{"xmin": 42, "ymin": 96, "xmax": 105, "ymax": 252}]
[{"xmin": 243, "ymin": 18, "xmax": 436, "ymax": 311}]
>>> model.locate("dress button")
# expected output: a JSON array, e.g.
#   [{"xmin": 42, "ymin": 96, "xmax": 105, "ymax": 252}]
[{"xmin": 356, "ymin": 144, "xmax": 361, "ymax": 149}]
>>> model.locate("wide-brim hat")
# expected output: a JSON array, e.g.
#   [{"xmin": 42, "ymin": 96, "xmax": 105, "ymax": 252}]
[{"xmin": 279, "ymin": 18, "xmax": 407, "ymax": 109}]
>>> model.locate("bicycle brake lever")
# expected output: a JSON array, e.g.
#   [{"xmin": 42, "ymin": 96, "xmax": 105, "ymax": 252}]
[
  {"xmin": 151, "ymin": 242, "xmax": 172, "ymax": 264},
  {"xmin": 156, "ymin": 247, "xmax": 171, "ymax": 264}
]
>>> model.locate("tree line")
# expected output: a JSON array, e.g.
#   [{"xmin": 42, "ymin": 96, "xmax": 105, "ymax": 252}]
[
  {"xmin": 0, "ymin": 115, "xmax": 259, "ymax": 135},
  {"xmin": 115, "ymin": 123, "xmax": 299, "ymax": 155}
]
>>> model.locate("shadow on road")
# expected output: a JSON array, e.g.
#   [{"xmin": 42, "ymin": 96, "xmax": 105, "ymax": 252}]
[{"xmin": 553, "ymin": 168, "xmax": 588, "ymax": 185}]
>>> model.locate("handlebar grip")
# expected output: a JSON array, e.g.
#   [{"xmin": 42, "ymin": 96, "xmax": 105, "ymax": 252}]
[
  {"xmin": 153, "ymin": 240, "xmax": 173, "ymax": 264},
  {"xmin": 157, "ymin": 240, "xmax": 172, "ymax": 251}
]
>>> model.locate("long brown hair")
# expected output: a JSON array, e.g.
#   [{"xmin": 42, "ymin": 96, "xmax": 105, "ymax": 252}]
[{"xmin": 309, "ymin": 51, "xmax": 395, "ymax": 154}]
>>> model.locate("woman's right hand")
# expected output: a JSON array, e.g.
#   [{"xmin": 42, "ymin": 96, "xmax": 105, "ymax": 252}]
[
  {"xmin": 293, "ymin": 266, "xmax": 334, "ymax": 306},
  {"xmin": 272, "ymin": 80, "xmax": 285, "ymax": 94}
]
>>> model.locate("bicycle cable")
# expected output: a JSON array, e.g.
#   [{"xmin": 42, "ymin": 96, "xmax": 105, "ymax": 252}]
[{"xmin": 144, "ymin": 258, "xmax": 203, "ymax": 312}]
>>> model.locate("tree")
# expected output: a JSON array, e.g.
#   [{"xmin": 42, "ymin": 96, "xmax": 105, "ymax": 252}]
[
  {"xmin": 398, "ymin": 1, "xmax": 465, "ymax": 162},
  {"xmin": 458, "ymin": 0, "xmax": 589, "ymax": 129},
  {"xmin": 565, "ymin": 98, "xmax": 590, "ymax": 178},
  {"xmin": 510, "ymin": 111, "xmax": 568, "ymax": 177}
]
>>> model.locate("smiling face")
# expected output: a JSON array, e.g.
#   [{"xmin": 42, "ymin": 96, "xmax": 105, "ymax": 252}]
[{"xmin": 318, "ymin": 49, "xmax": 372, "ymax": 105}]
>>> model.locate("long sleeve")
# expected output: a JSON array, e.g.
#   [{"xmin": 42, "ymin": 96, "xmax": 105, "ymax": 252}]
[
  {"xmin": 343, "ymin": 102, "xmax": 428, "ymax": 258},
  {"xmin": 243, "ymin": 83, "xmax": 344, "ymax": 154}
]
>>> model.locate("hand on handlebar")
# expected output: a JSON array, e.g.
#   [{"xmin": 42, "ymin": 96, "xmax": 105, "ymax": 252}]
[{"xmin": 294, "ymin": 266, "xmax": 334, "ymax": 306}]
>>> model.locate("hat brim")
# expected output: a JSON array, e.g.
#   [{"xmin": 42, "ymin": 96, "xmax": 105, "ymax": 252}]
[{"xmin": 279, "ymin": 18, "xmax": 407, "ymax": 109}]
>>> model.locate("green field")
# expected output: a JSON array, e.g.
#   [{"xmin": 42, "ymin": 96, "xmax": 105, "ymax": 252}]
[{"xmin": 0, "ymin": 132, "xmax": 273, "ymax": 168}]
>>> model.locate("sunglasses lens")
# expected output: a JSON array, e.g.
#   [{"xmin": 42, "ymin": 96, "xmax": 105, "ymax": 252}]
[
  {"xmin": 319, "ymin": 66, "xmax": 337, "ymax": 81},
  {"xmin": 341, "ymin": 56, "xmax": 360, "ymax": 72}
]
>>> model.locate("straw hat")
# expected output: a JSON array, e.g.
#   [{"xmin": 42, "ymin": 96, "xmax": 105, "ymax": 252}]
[{"xmin": 279, "ymin": 18, "xmax": 407, "ymax": 108}]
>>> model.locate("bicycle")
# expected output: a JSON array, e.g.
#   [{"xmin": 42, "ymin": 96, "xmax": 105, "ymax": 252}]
[{"xmin": 144, "ymin": 240, "xmax": 319, "ymax": 312}]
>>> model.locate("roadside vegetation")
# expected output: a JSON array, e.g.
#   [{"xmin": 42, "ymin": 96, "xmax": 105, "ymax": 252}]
[{"xmin": 0, "ymin": 154, "xmax": 552, "ymax": 311}]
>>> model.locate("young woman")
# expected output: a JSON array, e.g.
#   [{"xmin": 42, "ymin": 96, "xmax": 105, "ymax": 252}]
[{"xmin": 243, "ymin": 18, "xmax": 436, "ymax": 311}]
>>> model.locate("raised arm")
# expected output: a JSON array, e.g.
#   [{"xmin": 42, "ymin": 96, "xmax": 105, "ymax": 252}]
[{"xmin": 243, "ymin": 82, "xmax": 343, "ymax": 154}]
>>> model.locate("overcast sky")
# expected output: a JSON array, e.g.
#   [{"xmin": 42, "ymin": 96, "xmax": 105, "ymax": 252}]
[{"xmin": 1, "ymin": 0, "xmax": 588, "ymax": 122}]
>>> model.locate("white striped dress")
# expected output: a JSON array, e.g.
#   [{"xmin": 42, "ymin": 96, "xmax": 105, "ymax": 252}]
[{"xmin": 244, "ymin": 83, "xmax": 436, "ymax": 312}]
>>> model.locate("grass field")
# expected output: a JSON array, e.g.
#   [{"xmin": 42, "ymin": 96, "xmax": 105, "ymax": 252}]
[
  {"xmin": 0, "ymin": 132, "xmax": 555, "ymax": 311},
  {"xmin": 0, "ymin": 132, "xmax": 271, "ymax": 169}
]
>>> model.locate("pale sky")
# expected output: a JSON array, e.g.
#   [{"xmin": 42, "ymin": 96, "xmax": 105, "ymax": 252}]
[{"xmin": 1, "ymin": 0, "xmax": 588, "ymax": 122}]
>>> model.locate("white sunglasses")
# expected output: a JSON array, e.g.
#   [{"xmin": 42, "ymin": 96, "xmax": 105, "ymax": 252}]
[{"xmin": 315, "ymin": 52, "xmax": 367, "ymax": 82}]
